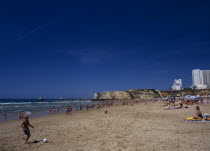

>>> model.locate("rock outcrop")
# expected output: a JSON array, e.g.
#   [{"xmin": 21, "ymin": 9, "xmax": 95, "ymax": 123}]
[
  {"xmin": 92, "ymin": 88, "xmax": 210, "ymax": 101},
  {"xmin": 92, "ymin": 91, "xmax": 132, "ymax": 101},
  {"xmin": 92, "ymin": 89, "xmax": 161, "ymax": 101},
  {"xmin": 128, "ymin": 89, "xmax": 160, "ymax": 99}
]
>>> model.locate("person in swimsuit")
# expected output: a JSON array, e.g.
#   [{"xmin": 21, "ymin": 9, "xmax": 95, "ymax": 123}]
[
  {"xmin": 65, "ymin": 106, "xmax": 70, "ymax": 114},
  {"xmin": 193, "ymin": 106, "xmax": 203, "ymax": 119},
  {"xmin": 69, "ymin": 106, "xmax": 72, "ymax": 114},
  {"xmin": 86, "ymin": 105, "xmax": 89, "ymax": 111},
  {"xmin": 21, "ymin": 115, "xmax": 34, "ymax": 144},
  {"xmin": 18, "ymin": 111, "xmax": 22, "ymax": 120},
  {"xmin": 3, "ymin": 110, "xmax": 7, "ymax": 120},
  {"xmin": 79, "ymin": 105, "xmax": 82, "ymax": 111}
]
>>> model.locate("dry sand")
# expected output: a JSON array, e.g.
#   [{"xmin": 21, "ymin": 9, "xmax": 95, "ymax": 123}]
[{"xmin": 0, "ymin": 102, "xmax": 210, "ymax": 151}]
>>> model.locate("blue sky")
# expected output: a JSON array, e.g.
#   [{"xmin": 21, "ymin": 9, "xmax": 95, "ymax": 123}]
[{"xmin": 0, "ymin": 0, "xmax": 210, "ymax": 98}]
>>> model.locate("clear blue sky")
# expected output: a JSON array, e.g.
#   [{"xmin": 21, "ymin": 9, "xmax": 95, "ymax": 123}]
[{"xmin": 0, "ymin": 0, "xmax": 210, "ymax": 99}]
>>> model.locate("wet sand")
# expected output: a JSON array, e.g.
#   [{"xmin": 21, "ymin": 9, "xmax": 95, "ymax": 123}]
[{"xmin": 0, "ymin": 102, "xmax": 210, "ymax": 151}]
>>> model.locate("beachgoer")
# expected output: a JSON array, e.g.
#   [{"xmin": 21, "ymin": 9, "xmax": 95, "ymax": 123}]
[
  {"xmin": 104, "ymin": 109, "xmax": 108, "ymax": 114},
  {"xmin": 21, "ymin": 115, "xmax": 34, "ymax": 144},
  {"xmin": 65, "ymin": 106, "xmax": 70, "ymax": 114},
  {"xmin": 69, "ymin": 106, "xmax": 72, "ymax": 114},
  {"xmin": 193, "ymin": 106, "xmax": 203, "ymax": 119},
  {"xmin": 18, "ymin": 111, "xmax": 22, "ymax": 120},
  {"xmin": 176, "ymin": 103, "xmax": 183, "ymax": 109},
  {"xmin": 86, "ymin": 105, "xmax": 89, "ymax": 111},
  {"xmin": 3, "ymin": 110, "xmax": 7, "ymax": 120}
]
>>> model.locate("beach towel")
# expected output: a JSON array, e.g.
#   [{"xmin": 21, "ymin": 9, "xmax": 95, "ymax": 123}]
[{"xmin": 184, "ymin": 117, "xmax": 210, "ymax": 122}]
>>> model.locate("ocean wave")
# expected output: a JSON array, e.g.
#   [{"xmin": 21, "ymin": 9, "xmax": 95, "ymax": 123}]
[
  {"xmin": 0, "ymin": 102, "xmax": 32, "ymax": 105},
  {"xmin": 36, "ymin": 102, "xmax": 50, "ymax": 104},
  {"xmin": 52, "ymin": 100, "xmax": 91, "ymax": 104}
]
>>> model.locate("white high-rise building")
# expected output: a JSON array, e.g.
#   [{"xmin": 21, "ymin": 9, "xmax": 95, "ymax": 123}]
[
  {"xmin": 192, "ymin": 69, "xmax": 210, "ymax": 89},
  {"xmin": 172, "ymin": 79, "xmax": 182, "ymax": 90},
  {"xmin": 202, "ymin": 70, "xmax": 210, "ymax": 88}
]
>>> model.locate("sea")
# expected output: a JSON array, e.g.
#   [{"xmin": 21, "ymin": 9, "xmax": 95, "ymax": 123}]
[{"xmin": 0, "ymin": 99, "xmax": 101, "ymax": 122}]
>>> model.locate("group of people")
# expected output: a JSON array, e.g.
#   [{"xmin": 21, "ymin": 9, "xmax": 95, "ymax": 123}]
[
  {"xmin": 160, "ymin": 97, "xmax": 208, "ymax": 110},
  {"xmin": 159, "ymin": 97, "xmax": 210, "ymax": 120},
  {"xmin": 65, "ymin": 106, "xmax": 72, "ymax": 114},
  {"xmin": 19, "ymin": 100, "xmax": 143, "ymax": 144},
  {"xmin": 18, "ymin": 97, "xmax": 210, "ymax": 144},
  {"xmin": 48, "ymin": 108, "xmax": 59, "ymax": 113}
]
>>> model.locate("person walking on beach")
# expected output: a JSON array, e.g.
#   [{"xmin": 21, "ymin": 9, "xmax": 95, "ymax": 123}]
[
  {"xmin": 3, "ymin": 110, "xmax": 7, "ymax": 120},
  {"xmin": 21, "ymin": 115, "xmax": 34, "ymax": 144}
]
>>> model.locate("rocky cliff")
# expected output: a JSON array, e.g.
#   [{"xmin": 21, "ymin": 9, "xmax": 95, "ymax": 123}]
[
  {"xmin": 92, "ymin": 88, "xmax": 210, "ymax": 101},
  {"xmin": 92, "ymin": 89, "xmax": 161, "ymax": 101}
]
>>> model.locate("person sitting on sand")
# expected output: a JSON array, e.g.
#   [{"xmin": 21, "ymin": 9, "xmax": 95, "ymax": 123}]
[
  {"xmin": 21, "ymin": 115, "xmax": 34, "ymax": 144},
  {"xmin": 164, "ymin": 103, "xmax": 182, "ymax": 110},
  {"xmin": 193, "ymin": 106, "xmax": 203, "ymax": 119},
  {"xmin": 176, "ymin": 103, "xmax": 183, "ymax": 109},
  {"xmin": 104, "ymin": 109, "xmax": 108, "ymax": 114}
]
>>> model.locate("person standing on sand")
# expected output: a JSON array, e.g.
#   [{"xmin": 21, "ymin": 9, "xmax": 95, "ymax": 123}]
[
  {"xmin": 21, "ymin": 115, "xmax": 34, "ymax": 144},
  {"xmin": 86, "ymin": 105, "xmax": 89, "ymax": 111},
  {"xmin": 79, "ymin": 105, "xmax": 83, "ymax": 111},
  {"xmin": 3, "ymin": 110, "xmax": 7, "ymax": 120},
  {"xmin": 69, "ymin": 106, "xmax": 72, "ymax": 114}
]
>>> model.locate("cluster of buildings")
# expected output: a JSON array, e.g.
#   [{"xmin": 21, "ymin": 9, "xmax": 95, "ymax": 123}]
[{"xmin": 172, "ymin": 69, "xmax": 210, "ymax": 90}]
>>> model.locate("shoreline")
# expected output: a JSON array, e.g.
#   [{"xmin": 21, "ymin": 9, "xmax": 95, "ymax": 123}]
[
  {"xmin": 0, "ymin": 99, "xmax": 100, "ymax": 122},
  {"xmin": 1, "ymin": 102, "xmax": 210, "ymax": 151}
]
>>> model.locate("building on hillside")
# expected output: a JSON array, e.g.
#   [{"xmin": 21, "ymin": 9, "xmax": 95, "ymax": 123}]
[
  {"xmin": 192, "ymin": 69, "xmax": 210, "ymax": 89},
  {"xmin": 172, "ymin": 79, "xmax": 182, "ymax": 91}
]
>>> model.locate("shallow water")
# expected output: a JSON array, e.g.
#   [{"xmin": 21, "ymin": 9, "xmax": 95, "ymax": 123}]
[{"xmin": 0, "ymin": 99, "xmax": 101, "ymax": 122}]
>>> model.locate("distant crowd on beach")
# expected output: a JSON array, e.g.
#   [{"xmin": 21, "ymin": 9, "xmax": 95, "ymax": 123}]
[
  {"xmin": 158, "ymin": 96, "xmax": 210, "ymax": 120},
  {"xmin": 1, "ymin": 95, "xmax": 210, "ymax": 144},
  {"xmin": 64, "ymin": 100, "xmax": 145, "ymax": 114},
  {"xmin": 48, "ymin": 108, "xmax": 59, "ymax": 113},
  {"xmin": 1, "ymin": 95, "xmax": 210, "ymax": 121}
]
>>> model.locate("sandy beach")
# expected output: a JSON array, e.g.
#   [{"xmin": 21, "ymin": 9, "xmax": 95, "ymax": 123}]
[{"xmin": 0, "ymin": 102, "xmax": 210, "ymax": 151}]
